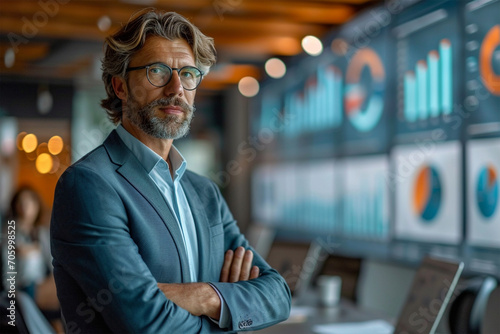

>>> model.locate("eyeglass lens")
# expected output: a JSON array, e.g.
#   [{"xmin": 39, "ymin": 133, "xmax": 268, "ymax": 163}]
[{"xmin": 147, "ymin": 64, "xmax": 201, "ymax": 90}]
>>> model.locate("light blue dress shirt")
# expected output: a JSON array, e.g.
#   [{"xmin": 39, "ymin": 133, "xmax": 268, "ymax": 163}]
[{"xmin": 116, "ymin": 125, "xmax": 229, "ymax": 328}]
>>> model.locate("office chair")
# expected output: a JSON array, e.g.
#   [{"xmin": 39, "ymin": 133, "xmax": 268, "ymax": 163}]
[
  {"xmin": 481, "ymin": 285, "xmax": 500, "ymax": 334},
  {"xmin": 448, "ymin": 276, "xmax": 498, "ymax": 334}
]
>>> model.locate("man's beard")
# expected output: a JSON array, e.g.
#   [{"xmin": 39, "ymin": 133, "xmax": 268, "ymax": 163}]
[{"xmin": 124, "ymin": 92, "xmax": 195, "ymax": 140}]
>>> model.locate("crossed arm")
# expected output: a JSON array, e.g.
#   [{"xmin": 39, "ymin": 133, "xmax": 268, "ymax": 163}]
[
  {"xmin": 52, "ymin": 165, "xmax": 291, "ymax": 332},
  {"xmin": 157, "ymin": 247, "xmax": 260, "ymax": 319}
]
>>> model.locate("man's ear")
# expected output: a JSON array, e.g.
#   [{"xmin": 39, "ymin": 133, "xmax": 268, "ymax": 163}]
[{"xmin": 112, "ymin": 76, "xmax": 128, "ymax": 101}]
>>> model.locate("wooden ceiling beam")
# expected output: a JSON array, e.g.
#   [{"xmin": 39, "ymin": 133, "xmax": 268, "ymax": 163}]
[
  {"xmin": 0, "ymin": 1, "xmax": 330, "ymax": 40},
  {"xmin": 215, "ymin": 35, "xmax": 303, "ymax": 58},
  {"xmin": 220, "ymin": 1, "xmax": 355, "ymax": 25},
  {"xmin": 0, "ymin": 16, "xmax": 326, "ymax": 49},
  {"xmin": 201, "ymin": 63, "xmax": 261, "ymax": 90},
  {"xmin": 0, "ymin": 42, "xmax": 49, "ymax": 60}
]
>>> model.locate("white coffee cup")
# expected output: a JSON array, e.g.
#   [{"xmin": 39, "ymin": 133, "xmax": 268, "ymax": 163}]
[{"xmin": 317, "ymin": 275, "xmax": 342, "ymax": 307}]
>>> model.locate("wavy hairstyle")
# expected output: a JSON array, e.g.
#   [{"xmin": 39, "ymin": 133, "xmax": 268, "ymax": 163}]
[{"xmin": 100, "ymin": 9, "xmax": 216, "ymax": 124}]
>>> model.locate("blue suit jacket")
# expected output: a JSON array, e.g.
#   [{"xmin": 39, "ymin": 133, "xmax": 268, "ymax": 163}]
[{"xmin": 50, "ymin": 130, "xmax": 291, "ymax": 333}]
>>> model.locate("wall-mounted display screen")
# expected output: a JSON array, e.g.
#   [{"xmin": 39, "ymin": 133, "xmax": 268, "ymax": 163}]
[
  {"xmin": 466, "ymin": 138, "xmax": 500, "ymax": 248},
  {"xmin": 394, "ymin": 1, "xmax": 462, "ymax": 142},
  {"xmin": 393, "ymin": 141, "xmax": 462, "ymax": 244},
  {"xmin": 340, "ymin": 155, "xmax": 390, "ymax": 240},
  {"xmin": 464, "ymin": 0, "xmax": 500, "ymax": 137}
]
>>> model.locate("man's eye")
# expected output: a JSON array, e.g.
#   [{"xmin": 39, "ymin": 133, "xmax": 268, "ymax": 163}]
[
  {"xmin": 181, "ymin": 71, "xmax": 194, "ymax": 78},
  {"xmin": 150, "ymin": 68, "xmax": 162, "ymax": 74}
]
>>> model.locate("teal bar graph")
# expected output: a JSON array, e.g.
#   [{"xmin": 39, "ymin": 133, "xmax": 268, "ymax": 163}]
[
  {"xmin": 440, "ymin": 39, "xmax": 452, "ymax": 115},
  {"xmin": 403, "ymin": 39, "xmax": 453, "ymax": 122},
  {"xmin": 322, "ymin": 65, "xmax": 343, "ymax": 130},
  {"xmin": 428, "ymin": 51, "xmax": 440, "ymax": 118},
  {"xmin": 404, "ymin": 71, "xmax": 417, "ymax": 122},
  {"xmin": 282, "ymin": 64, "xmax": 344, "ymax": 138},
  {"xmin": 342, "ymin": 179, "xmax": 388, "ymax": 240},
  {"xmin": 417, "ymin": 61, "xmax": 428, "ymax": 120},
  {"xmin": 331, "ymin": 67, "xmax": 343, "ymax": 129}
]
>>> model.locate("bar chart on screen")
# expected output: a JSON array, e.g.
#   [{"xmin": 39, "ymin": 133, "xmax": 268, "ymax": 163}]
[
  {"xmin": 283, "ymin": 64, "xmax": 343, "ymax": 138},
  {"xmin": 403, "ymin": 39, "xmax": 453, "ymax": 122},
  {"xmin": 340, "ymin": 155, "xmax": 390, "ymax": 241},
  {"xmin": 394, "ymin": 1, "xmax": 461, "ymax": 141}
]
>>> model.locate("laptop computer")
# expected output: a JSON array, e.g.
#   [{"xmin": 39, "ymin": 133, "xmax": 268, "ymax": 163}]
[{"xmin": 392, "ymin": 256, "xmax": 464, "ymax": 334}]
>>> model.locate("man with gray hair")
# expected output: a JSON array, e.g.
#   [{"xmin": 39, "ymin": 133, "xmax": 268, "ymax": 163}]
[{"xmin": 51, "ymin": 9, "xmax": 290, "ymax": 333}]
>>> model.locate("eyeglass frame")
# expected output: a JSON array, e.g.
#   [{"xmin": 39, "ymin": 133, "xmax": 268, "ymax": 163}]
[{"xmin": 125, "ymin": 62, "xmax": 204, "ymax": 91}]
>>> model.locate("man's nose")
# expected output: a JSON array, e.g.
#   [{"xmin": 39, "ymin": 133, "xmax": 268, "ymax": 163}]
[{"xmin": 163, "ymin": 71, "xmax": 184, "ymax": 97}]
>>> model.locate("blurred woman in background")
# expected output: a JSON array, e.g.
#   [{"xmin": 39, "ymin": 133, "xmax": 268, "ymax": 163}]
[{"xmin": 6, "ymin": 186, "xmax": 61, "ymax": 331}]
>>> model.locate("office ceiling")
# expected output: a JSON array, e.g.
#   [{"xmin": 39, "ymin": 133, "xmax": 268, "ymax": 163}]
[{"xmin": 0, "ymin": 0, "xmax": 382, "ymax": 93}]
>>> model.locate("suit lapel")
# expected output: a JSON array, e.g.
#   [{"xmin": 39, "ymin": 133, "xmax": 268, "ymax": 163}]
[
  {"xmin": 103, "ymin": 130, "xmax": 191, "ymax": 282},
  {"xmin": 181, "ymin": 174, "xmax": 212, "ymax": 282}
]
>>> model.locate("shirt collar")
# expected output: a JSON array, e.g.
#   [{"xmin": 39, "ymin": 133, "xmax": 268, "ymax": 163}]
[{"xmin": 116, "ymin": 124, "xmax": 187, "ymax": 180}]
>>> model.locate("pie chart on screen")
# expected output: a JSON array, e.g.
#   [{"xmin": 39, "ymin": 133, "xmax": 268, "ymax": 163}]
[
  {"xmin": 344, "ymin": 47, "xmax": 385, "ymax": 133},
  {"xmin": 413, "ymin": 165, "xmax": 442, "ymax": 222},
  {"xmin": 476, "ymin": 164, "xmax": 498, "ymax": 219}
]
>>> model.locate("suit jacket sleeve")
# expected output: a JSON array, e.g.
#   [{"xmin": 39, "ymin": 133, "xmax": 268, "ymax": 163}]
[
  {"xmin": 51, "ymin": 165, "xmax": 216, "ymax": 333},
  {"xmin": 208, "ymin": 182, "xmax": 292, "ymax": 332}
]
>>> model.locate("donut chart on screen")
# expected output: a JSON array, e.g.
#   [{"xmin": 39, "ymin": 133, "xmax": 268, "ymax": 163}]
[
  {"xmin": 476, "ymin": 165, "xmax": 499, "ymax": 219},
  {"xmin": 344, "ymin": 47, "xmax": 385, "ymax": 132},
  {"xmin": 480, "ymin": 25, "xmax": 500, "ymax": 95},
  {"xmin": 413, "ymin": 166, "xmax": 442, "ymax": 222}
]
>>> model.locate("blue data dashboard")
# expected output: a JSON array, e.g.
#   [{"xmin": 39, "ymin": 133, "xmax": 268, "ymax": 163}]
[
  {"xmin": 393, "ymin": 0, "xmax": 462, "ymax": 142},
  {"xmin": 250, "ymin": 0, "xmax": 500, "ymax": 275}
]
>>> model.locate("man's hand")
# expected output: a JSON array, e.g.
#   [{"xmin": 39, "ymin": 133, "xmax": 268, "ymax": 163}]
[
  {"xmin": 157, "ymin": 282, "xmax": 221, "ymax": 319},
  {"xmin": 220, "ymin": 246, "xmax": 260, "ymax": 283},
  {"xmin": 157, "ymin": 247, "xmax": 260, "ymax": 320}
]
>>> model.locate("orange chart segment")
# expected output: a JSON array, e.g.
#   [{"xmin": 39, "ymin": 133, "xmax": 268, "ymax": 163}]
[
  {"xmin": 488, "ymin": 165, "xmax": 497, "ymax": 189},
  {"xmin": 480, "ymin": 25, "xmax": 500, "ymax": 95},
  {"xmin": 413, "ymin": 167, "xmax": 430, "ymax": 215}
]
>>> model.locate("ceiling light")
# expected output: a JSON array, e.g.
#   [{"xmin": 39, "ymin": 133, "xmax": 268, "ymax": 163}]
[
  {"xmin": 238, "ymin": 77, "xmax": 260, "ymax": 97},
  {"xmin": 48, "ymin": 135, "xmax": 64, "ymax": 155},
  {"xmin": 265, "ymin": 58, "xmax": 286, "ymax": 79},
  {"xmin": 22, "ymin": 134, "xmax": 38, "ymax": 153},
  {"xmin": 37, "ymin": 86, "xmax": 53, "ymax": 115},
  {"xmin": 36, "ymin": 153, "xmax": 53, "ymax": 174},
  {"xmin": 302, "ymin": 36, "xmax": 323, "ymax": 56},
  {"xmin": 4, "ymin": 48, "xmax": 15, "ymax": 68},
  {"xmin": 97, "ymin": 15, "xmax": 112, "ymax": 32}
]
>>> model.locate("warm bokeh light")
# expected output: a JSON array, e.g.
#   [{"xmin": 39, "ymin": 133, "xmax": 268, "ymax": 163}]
[
  {"xmin": 22, "ymin": 133, "xmax": 38, "ymax": 153},
  {"xmin": 36, "ymin": 153, "xmax": 53, "ymax": 174},
  {"xmin": 48, "ymin": 135, "xmax": 64, "ymax": 155},
  {"xmin": 265, "ymin": 58, "xmax": 287, "ymax": 79},
  {"xmin": 16, "ymin": 132, "xmax": 27, "ymax": 151},
  {"xmin": 97, "ymin": 15, "xmax": 112, "ymax": 32},
  {"xmin": 238, "ymin": 76, "xmax": 260, "ymax": 97},
  {"xmin": 302, "ymin": 35, "xmax": 323, "ymax": 56},
  {"xmin": 4, "ymin": 48, "xmax": 15, "ymax": 68}
]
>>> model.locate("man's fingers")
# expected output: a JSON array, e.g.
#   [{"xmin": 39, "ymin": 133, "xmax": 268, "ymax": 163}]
[
  {"xmin": 229, "ymin": 247, "xmax": 245, "ymax": 283},
  {"xmin": 250, "ymin": 266, "xmax": 260, "ymax": 280},
  {"xmin": 238, "ymin": 250, "xmax": 254, "ymax": 281},
  {"xmin": 219, "ymin": 250, "xmax": 233, "ymax": 282}
]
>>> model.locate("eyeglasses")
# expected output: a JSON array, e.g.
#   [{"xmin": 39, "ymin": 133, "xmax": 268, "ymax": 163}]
[{"xmin": 126, "ymin": 62, "xmax": 204, "ymax": 91}]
